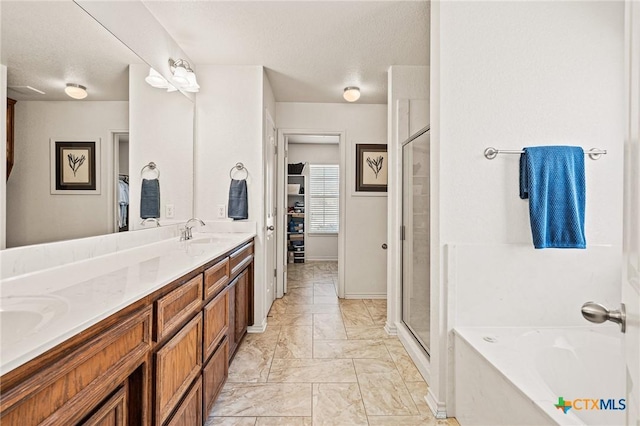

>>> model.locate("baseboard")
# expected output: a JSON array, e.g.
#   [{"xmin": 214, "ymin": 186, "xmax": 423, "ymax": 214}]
[
  {"xmin": 426, "ymin": 388, "xmax": 448, "ymax": 419},
  {"xmin": 344, "ymin": 293, "xmax": 387, "ymax": 299},
  {"xmin": 247, "ymin": 317, "xmax": 267, "ymax": 333},
  {"xmin": 384, "ymin": 322, "xmax": 397, "ymax": 335}
]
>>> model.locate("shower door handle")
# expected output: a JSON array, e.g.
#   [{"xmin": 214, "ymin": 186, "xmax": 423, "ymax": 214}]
[{"xmin": 581, "ymin": 302, "xmax": 626, "ymax": 333}]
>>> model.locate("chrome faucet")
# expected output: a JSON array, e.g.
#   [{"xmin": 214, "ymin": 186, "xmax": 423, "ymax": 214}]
[
  {"xmin": 181, "ymin": 218, "xmax": 206, "ymax": 241},
  {"xmin": 140, "ymin": 218, "xmax": 161, "ymax": 227}
]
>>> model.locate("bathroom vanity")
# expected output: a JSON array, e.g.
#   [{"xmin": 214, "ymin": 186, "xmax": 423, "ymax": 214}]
[{"xmin": 0, "ymin": 234, "xmax": 254, "ymax": 425}]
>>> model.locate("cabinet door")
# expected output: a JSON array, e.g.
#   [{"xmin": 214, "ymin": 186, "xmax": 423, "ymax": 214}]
[
  {"xmin": 80, "ymin": 386, "xmax": 127, "ymax": 426},
  {"xmin": 203, "ymin": 288, "xmax": 229, "ymax": 362},
  {"xmin": 234, "ymin": 270, "xmax": 248, "ymax": 344},
  {"xmin": 165, "ymin": 377, "xmax": 202, "ymax": 426},
  {"xmin": 156, "ymin": 274, "xmax": 203, "ymax": 342},
  {"xmin": 227, "ymin": 279, "xmax": 237, "ymax": 357},
  {"xmin": 155, "ymin": 314, "xmax": 202, "ymax": 425},
  {"xmin": 203, "ymin": 338, "xmax": 228, "ymax": 417}
]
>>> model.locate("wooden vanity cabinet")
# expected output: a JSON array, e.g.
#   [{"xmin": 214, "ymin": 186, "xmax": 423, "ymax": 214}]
[{"xmin": 0, "ymin": 238, "xmax": 255, "ymax": 426}]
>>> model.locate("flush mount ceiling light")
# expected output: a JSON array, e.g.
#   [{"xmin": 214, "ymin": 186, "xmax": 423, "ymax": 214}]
[
  {"xmin": 169, "ymin": 58, "xmax": 200, "ymax": 93},
  {"xmin": 343, "ymin": 86, "xmax": 360, "ymax": 102},
  {"xmin": 64, "ymin": 83, "xmax": 87, "ymax": 100}
]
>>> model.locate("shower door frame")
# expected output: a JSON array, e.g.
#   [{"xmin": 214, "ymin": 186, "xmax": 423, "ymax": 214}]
[{"xmin": 401, "ymin": 125, "xmax": 431, "ymax": 356}]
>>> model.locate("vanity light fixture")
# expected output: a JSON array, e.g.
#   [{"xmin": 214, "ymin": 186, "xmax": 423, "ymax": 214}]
[
  {"xmin": 144, "ymin": 68, "xmax": 178, "ymax": 92},
  {"xmin": 64, "ymin": 83, "xmax": 88, "ymax": 100},
  {"xmin": 169, "ymin": 58, "xmax": 200, "ymax": 93},
  {"xmin": 343, "ymin": 86, "xmax": 360, "ymax": 102}
]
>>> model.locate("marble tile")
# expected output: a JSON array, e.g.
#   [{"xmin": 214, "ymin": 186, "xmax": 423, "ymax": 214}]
[
  {"xmin": 268, "ymin": 358, "xmax": 357, "ymax": 383},
  {"xmin": 313, "ymin": 283, "xmax": 337, "ymax": 297},
  {"xmin": 287, "ymin": 279, "xmax": 314, "ymax": 288},
  {"xmin": 313, "ymin": 314, "xmax": 347, "ymax": 340},
  {"xmin": 286, "ymin": 304, "xmax": 340, "ymax": 314},
  {"xmin": 345, "ymin": 326, "xmax": 396, "ymax": 340},
  {"xmin": 267, "ymin": 314, "xmax": 313, "ymax": 326},
  {"xmin": 268, "ymin": 299, "xmax": 287, "ymax": 316},
  {"xmin": 314, "ymin": 272, "xmax": 337, "ymax": 281},
  {"xmin": 313, "ymin": 339, "xmax": 390, "ymax": 359},
  {"xmin": 283, "ymin": 295, "xmax": 315, "ymax": 305},
  {"xmin": 363, "ymin": 300, "xmax": 387, "ymax": 325},
  {"xmin": 274, "ymin": 326, "xmax": 313, "ymax": 359},
  {"xmin": 312, "ymin": 296, "xmax": 339, "ymax": 305},
  {"xmin": 404, "ymin": 381, "xmax": 432, "ymax": 415},
  {"xmin": 385, "ymin": 340, "xmax": 425, "ymax": 382},
  {"xmin": 254, "ymin": 417, "xmax": 312, "ymax": 426},
  {"xmin": 245, "ymin": 325, "xmax": 281, "ymax": 343},
  {"xmin": 340, "ymin": 306, "xmax": 375, "ymax": 326},
  {"xmin": 312, "ymin": 383, "xmax": 368, "ymax": 426},
  {"xmin": 205, "ymin": 417, "xmax": 257, "ymax": 426},
  {"xmin": 339, "ymin": 299, "xmax": 366, "ymax": 306},
  {"xmin": 228, "ymin": 339, "xmax": 276, "ymax": 383},
  {"xmin": 367, "ymin": 415, "xmax": 445, "ymax": 425},
  {"xmin": 212, "ymin": 383, "xmax": 312, "ymax": 417},
  {"xmin": 288, "ymin": 287, "xmax": 314, "ymax": 297},
  {"xmin": 354, "ymin": 359, "xmax": 419, "ymax": 416}
]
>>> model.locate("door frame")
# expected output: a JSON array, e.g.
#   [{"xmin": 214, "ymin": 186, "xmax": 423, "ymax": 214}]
[
  {"xmin": 276, "ymin": 128, "xmax": 346, "ymax": 298},
  {"xmin": 264, "ymin": 109, "xmax": 277, "ymax": 315},
  {"xmin": 111, "ymin": 130, "xmax": 129, "ymax": 233}
]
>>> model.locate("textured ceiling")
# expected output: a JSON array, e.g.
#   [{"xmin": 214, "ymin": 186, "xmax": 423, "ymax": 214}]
[
  {"xmin": 1, "ymin": 1, "xmax": 142, "ymax": 101},
  {"xmin": 143, "ymin": 1, "xmax": 429, "ymax": 104}
]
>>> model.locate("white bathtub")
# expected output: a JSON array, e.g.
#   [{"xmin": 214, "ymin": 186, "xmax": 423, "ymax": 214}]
[{"xmin": 453, "ymin": 327, "xmax": 626, "ymax": 425}]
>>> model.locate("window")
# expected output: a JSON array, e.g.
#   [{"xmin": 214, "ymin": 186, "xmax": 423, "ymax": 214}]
[{"xmin": 309, "ymin": 164, "xmax": 339, "ymax": 233}]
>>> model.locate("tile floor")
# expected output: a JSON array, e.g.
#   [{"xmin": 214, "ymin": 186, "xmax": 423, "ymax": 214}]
[{"xmin": 206, "ymin": 262, "xmax": 459, "ymax": 426}]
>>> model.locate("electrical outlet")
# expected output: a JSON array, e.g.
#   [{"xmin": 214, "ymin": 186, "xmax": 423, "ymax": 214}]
[
  {"xmin": 166, "ymin": 204, "xmax": 175, "ymax": 218},
  {"xmin": 216, "ymin": 204, "xmax": 226, "ymax": 219}
]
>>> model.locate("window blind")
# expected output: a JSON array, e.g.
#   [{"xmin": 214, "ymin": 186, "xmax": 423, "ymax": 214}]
[{"xmin": 309, "ymin": 164, "xmax": 339, "ymax": 233}]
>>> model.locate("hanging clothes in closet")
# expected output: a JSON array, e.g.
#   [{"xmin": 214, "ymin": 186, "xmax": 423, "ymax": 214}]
[{"xmin": 118, "ymin": 175, "xmax": 129, "ymax": 231}]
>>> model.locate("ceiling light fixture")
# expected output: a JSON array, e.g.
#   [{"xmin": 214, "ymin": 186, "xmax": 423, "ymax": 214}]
[
  {"xmin": 169, "ymin": 58, "xmax": 200, "ymax": 93},
  {"xmin": 343, "ymin": 86, "xmax": 360, "ymax": 102},
  {"xmin": 65, "ymin": 83, "xmax": 88, "ymax": 100}
]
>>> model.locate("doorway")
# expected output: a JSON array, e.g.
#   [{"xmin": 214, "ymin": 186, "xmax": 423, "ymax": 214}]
[
  {"xmin": 276, "ymin": 131, "xmax": 346, "ymax": 299},
  {"xmin": 113, "ymin": 132, "xmax": 130, "ymax": 233}
]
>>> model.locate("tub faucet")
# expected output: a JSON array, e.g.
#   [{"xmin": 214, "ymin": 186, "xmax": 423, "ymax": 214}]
[
  {"xmin": 181, "ymin": 218, "xmax": 206, "ymax": 241},
  {"xmin": 140, "ymin": 218, "xmax": 160, "ymax": 227}
]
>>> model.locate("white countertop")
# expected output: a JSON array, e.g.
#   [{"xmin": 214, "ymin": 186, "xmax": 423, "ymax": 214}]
[{"xmin": 0, "ymin": 232, "xmax": 255, "ymax": 376}]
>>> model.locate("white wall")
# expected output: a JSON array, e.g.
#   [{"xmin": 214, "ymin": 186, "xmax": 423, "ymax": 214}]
[
  {"xmin": 129, "ymin": 64, "xmax": 194, "ymax": 229},
  {"xmin": 277, "ymin": 102, "xmax": 388, "ymax": 297},
  {"xmin": 6, "ymin": 101, "xmax": 128, "ymax": 247},
  {"xmin": 430, "ymin": 0, "xmax": 625, "ymax": 417},
  {"xmin": 386, "ymin": 65, "xmax": 430, "ymax": 337},
  {"xmin": 194, "ymin": 65, "xmax": 268, "ymax": 329},
  {"xmin": 288, "ymin": 142, "xmax": 339, "ymax": 261}
]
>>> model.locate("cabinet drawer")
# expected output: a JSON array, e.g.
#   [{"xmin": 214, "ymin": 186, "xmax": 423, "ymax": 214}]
[
  {"xmin": 155, "ymin": 314, "xmax": 202, "ymax": 425},
  {"xmin": 0, "ymin": 308, "xmax": 151, "ymax": 426},
  {"xmin": 165, "ymin": 377, "xmax": 202, "ymax": 426},
  {"xmin": 203, "ymin": 288, "xmax": 229, "ymax": 361},
  {"xmin": 229, "ymin": 242, "xmax": 254, "ymax": 277},
  {"xmin": 156, "ymin": 275, "xmax": 203, "ymax": 341},
  {"xmin": 204, "ymin": 258, "xmax": 229, "ymax": 300},
  {"xmin": 80, "ymin": 385, "xmax": 127, "ymax": 426},
  {"xmin": 203, "ymin": 338, "xmax": 228, "ymax": 416}
]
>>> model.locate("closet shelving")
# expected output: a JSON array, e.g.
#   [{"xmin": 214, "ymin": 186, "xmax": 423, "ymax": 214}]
[{"xmin": 287, "ymin": 171, "xmax": 306, "ymax": 263}]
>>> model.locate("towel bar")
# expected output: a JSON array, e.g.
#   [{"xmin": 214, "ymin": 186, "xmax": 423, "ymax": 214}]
[
  {"xmin": 484, "ymin": 147, "xmax": 607, "ymax": 160},
  {"xmin": 141, "ymin": 162, "xmax": 160, "ymax": 178},
  {"xmin": 229, "ymin": 162, "xmax": 249, "ymax": 179}
]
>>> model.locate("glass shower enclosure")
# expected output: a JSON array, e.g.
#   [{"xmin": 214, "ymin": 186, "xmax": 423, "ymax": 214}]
[{"xmin": 401, "ymin": 127, "xmax": 430, "ymax": 355}]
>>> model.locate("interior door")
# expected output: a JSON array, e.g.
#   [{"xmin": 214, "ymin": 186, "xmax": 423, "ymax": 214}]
[
  {"xmin": 265, "ymin": 111, "xmax": 277, "ymax": 312},
  {"xmin": 623, "ymin": 2, "xmax": 640, "ymax": 423}
]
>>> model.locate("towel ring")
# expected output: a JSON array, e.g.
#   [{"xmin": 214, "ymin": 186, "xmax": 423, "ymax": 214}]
[
  {"xmin": 141, "ymin": 162, "xmax": 160, "ymax": 178},
  {"xmin": 229, "ymin": 162, "xmax": 248, "ymax": 180}
]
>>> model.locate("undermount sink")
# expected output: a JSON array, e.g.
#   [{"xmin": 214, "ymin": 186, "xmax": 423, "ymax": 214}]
[{"xmin": 0, "ymin": 295, "xmax": 69, "ymax": 343}]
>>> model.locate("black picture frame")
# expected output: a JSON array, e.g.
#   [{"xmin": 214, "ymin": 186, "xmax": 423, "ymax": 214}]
[
  {"xmin": 53, "ymin": 141, "xmax": 97, "ymax": 191},
  {"xmin": 356, "ymin": 144, "xmax": 388, "ymax": 192}
]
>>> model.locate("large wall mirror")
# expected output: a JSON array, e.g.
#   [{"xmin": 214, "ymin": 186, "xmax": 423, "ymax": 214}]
[{"xmin": 1, "ymin": 1, "xmax": 194, "ymax": 248}]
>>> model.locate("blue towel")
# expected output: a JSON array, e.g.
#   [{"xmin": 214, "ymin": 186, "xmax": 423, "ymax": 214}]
[
  {"xmin": 140, "ymin": 178, "xmax": 160, "ymax": 219},
  {"xmin": 228, "ymin": 179, "xmax": 248, "ymax": 220},
  {"xmin": 519, "ymin": 146, "xmax": 586, "ymax": 249}
]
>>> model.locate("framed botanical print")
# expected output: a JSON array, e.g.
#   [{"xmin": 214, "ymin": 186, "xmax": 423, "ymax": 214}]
[
  {"xmin": 356, "ymin": 144, "xmax": 388, "ymax": 192},
  {"xmin": 50, "ymin": 138, "xmax": 101, "ymax": 194}
]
